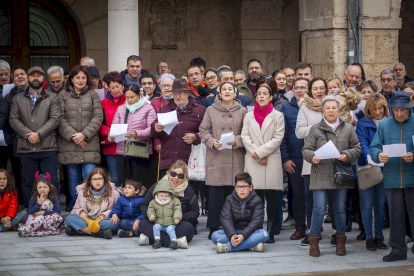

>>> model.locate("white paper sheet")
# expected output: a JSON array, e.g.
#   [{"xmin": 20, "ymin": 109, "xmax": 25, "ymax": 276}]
[
  {"xmin": 314, "ymin": 140, "xmax": 341, "ymax": 159},
  {"xmin": 367, "ymin": 155, "xmax": 384, "ymax": 167},
  {"xmin": 110, "ymin": 124, "xmax": 128, "ymax": 143},
  {"xmin": 95, "ymin": 88, "xmax": 105, "ymax": 101},
  {"xmin": 0, "ymin": 130, "xmax": 7, "ymax": 146},
  {"xmin": 383, "ymin": 144, "xmax": 407, "ymax": 158},
  {"xmin": 218, "ymin": 132, "xmax": 235, "ymax": 150},
  {"xmin": 2, "ymin": 84, "xmax": 14, "ymax": 98},
  {"xmin": 247, "ymin": 106, "xmax": 254, "ymax": 112},
  {"xmin": 158, "ymin": 111, "xmax": 179, "ymax": 135}
]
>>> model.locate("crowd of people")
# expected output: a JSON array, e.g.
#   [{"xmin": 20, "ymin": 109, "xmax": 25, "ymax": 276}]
[{"xmin": 0, "ymin": 55, "xmax": 413, "ymax": 261}]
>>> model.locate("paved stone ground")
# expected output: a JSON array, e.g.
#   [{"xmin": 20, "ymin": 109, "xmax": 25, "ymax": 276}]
[{"xmin": 1, "ymin": 207, "xmax": 414, "ymax": 276}]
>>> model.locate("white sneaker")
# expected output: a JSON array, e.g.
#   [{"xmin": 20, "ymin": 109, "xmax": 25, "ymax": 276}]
[
  {"xmin": 250, "ymin": 242, "xmax": 264, "ymax": 252},
  {"xmin": 138, "ymin": 233, "xmax": 149, "ymax": 246},
  {"xmin": 177, "ymin": 236, "xmax": 188, "ymax": 249},
  {"xmin": 282, "ymin": 217, "xmax": 296, "ymax": 230},
  {"xmin": 216, "ymin": 242, "xmax": 230, "ymax": 253}
]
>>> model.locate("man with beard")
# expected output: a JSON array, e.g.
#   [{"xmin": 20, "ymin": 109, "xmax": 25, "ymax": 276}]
[
  {"xmin": 237, "ymin": 58, "xmax": 264, "ymax": 102},
  {"xmin": 121, "ymin": 55, "xmax": 150, "ymax": 86},
  {"xmin": 46, "ymin": 66, "xmax": 65, "ymax": 94},
  {"xmin": 380, "ymin": 68, "xmax": 397, "ymax": 115},
  {"xmin": 0, "ymin": 60, "xmax": 11, "ymax": 94},
  {"xmin": 9, "ymin": 66, "xmax": 61, "ymax": 202}
]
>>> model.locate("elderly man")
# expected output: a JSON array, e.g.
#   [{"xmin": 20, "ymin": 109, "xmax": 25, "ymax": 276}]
[
  {"xmin": 233, "ymin": 70, "xmax": 246, "ymax": 86},
  {"xmin": 0, "ymin": 60, "xmax": 11, "ymax": 94},
  {"xmin": 46, "ymin": 66, "xmax": 65, "ymax": 94},
  {"xmin": 343, "ymin": 64, "xmax": 362, "ymax": 89},
  {"xmin": 9, "ymin": 66, "xmax": 61, "ymax": 202},
  {"xmin": 80, "ymin": 56, "xmax": 95, "ymax": 67},
  {"xmin": 370, "ymin": 91, "xmax": 414, "ymax": 262},
  {"xmin": 393, "ymin": 62, "xmax": 413, "ymax": 88},
  {"xmin": 380, "ymin": 68, "xmax": 397, "ymax": 115},
  {"xmin": 238, "ymin": 58, "xmax": 264, "ymax": 102}
]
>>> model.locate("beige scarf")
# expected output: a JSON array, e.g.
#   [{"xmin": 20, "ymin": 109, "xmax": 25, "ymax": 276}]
[
  {"xmin": 162, "ymin": 175, "xmax": 188, "ymax": 197},
  {"xmin": 155, "ymin": 194, "xmax": 172, "ymax": 206}
]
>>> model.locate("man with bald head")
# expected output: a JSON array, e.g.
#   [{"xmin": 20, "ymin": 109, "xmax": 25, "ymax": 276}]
[{"xmin": 343, "ymin": 65, "xmax": 362, "ymax": 89}]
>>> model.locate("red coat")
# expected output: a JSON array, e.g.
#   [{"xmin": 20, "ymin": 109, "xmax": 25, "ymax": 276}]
[
  {"xmin": 99, "ymin": 92, "xmax": 126, "ymax": 155},
  {"xmin": 151, "ymin": 97, "xmax": 206, "ymax": 170},
  {"xmin": 0, "ymin": 186, "xmax": 18, "ymax": 219}
]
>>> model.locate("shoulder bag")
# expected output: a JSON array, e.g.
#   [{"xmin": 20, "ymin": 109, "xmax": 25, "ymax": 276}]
[{"xmin": 124, "ymin": 109, "xmax": 150, "ymax": 159}]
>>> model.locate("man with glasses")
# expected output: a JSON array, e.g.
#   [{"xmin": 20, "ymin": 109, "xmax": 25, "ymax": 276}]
[
  {"xmin": 46, "ymin": 66, "xmax": 65, "ymax": 94},
  {"xmin": 380, "ymin": 68, "xmax": 397, "ymax": 115},
  {"xmin": 284, "ymin": 67, "xmax": 295, "ymax": 91},
  {"xmin": 140, "ymin": 73, "xmax": 160, "ymax": 101},
  {"xmin": 238, "ymin": 58, "xmax": 264, "ymax": 102},
  {"xmin": 156, "ymin": 60, "xmax": 171, "ymax": 77}
]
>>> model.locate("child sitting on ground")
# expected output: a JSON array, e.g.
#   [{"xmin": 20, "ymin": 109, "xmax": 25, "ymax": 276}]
[
  {"xmin": 18, "ymin": 172, "xmax": 63, "ymax": 237},
  {"xmin": 147, "ymin": 179, "xmax": 182, "ymax": 249},
  {"xmin": 110, "ymin": 179, "xmax": 146, "ymax": 238},
  {"xmin": 212, "ymin": 172, "xmax": 269, "ymax": 253}
]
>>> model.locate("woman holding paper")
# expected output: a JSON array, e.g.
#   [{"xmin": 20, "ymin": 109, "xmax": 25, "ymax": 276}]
[
  {"xmin": 355, "ymin": 93, "xmax": 389, "ymax": 251},
  {"xmin": 302, "ymin": 95, "xmax": 362, "ymax": 257},
  {"xmin": 241, "ymin": 83, "xmax": 285, "ymax": 243},
  {"xmin": 109, "ymin": 84, "xmax": 156, "ymax": 188},
  {"xmin": 199, "ymin": 82, "xmax": 247, "ymax": 239}
]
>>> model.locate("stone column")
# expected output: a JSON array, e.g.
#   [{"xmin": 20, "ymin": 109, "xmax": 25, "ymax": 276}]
[{"xmin": 108, "ymin": 0, "xmax": 139, "ymax": 72}]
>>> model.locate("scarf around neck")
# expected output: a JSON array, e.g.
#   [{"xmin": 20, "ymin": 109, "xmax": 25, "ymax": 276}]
[
  {"xmin": 324, "ymin": 117, "xmax": 340, "ymax": 131},
  {"xmin": 155, "ymin": 194, "xmax": 172, "ymax": 206},
  {"xmin": 89, "ymin": 184, "xmax": 107, "ymax": 197},
  {"xmin": 126, "ymin": 97, "xmax": 144, "ymax": 113},
  {"xmin": 162, "ymin": 94, "xmax": 173, "ymax": 100},
  {"xmin": 110, "ymin": 91, "xmax": 124, "ymax": 104},
  {"xmin": 172, "ymin": 180, "xmax": 188, "ymax": 197},
  {"xmin": 254, "ymin": 102, "xmax": 273, "ymax": 128}
]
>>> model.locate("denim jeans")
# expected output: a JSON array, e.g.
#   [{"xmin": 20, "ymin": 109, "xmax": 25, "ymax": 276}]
[
  {"xmin": 0, "ymin": 210, "xmax": 28, "ymax": 231},
  {"xmin": 211, "ymin": 229, "xmax": 269, "ymax": 252},
  {"xmin": 274, "ymin": 191, "xmax": 283, "ymax": 231},
  {"xmin": 153, "ymin": 224, "xmax": 176, "ymax": 240},
  {"xmin": 66, "ymin": 215, "xmax": 119, "ymax": 233},
  {"xmin": 304, "ymin": 175, "xmax": 313, "ymax": 230},
  {"xmin": 361, "ymin": 182, "xmax": 386, "ymax": 239},
  {"xmin": 106, "ymin": 155, "xmax": 120, "ymax": 187},
  {"xmin": 119, "ymin": 219, "xmax": 140, "ymax": 236},
  {"xmin": 20, "ymin": 151, "xmax": 59, "ymax": 201},
  {"xmin": 309, "ymin": 189, "xmax": 348, "ymax": 237},
  {"xmin": 66, "ymin": 163, "xmax": 97, "ymax": 208}
]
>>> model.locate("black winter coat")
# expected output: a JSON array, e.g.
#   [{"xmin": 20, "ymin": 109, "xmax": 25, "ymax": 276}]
[
  {"xmin": 0, "ymin": 94, "xmax": 8, "ymax": 130},
  {"xmin": 220, "ymin": 190, "xmax": 264, "ymax": 240},
  {"xmin": 140, "ymin": 181, "xmax": 199, "ymax": 226}
]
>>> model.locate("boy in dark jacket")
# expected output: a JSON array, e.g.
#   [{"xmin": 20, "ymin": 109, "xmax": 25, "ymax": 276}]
[
  {"xmin": 110, "ymin": 179, "xmax": 146, "ymax": 238},
  {"xmin": 212, "ymin": 173, "xmax": 269, "ymax": 253}
]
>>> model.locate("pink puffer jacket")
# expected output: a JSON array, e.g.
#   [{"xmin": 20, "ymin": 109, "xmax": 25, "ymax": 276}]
[{"xmin": 112, "ymin": 102, "xmax": 157, "ymax": 155}]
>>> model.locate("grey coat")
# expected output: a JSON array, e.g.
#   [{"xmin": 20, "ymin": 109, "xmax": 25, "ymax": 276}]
[{"xmin": 302, "ymin": 119, "xmax": 361, "ymax": 190}]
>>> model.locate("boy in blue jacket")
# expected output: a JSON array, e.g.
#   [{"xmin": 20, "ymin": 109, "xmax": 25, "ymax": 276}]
[{"xmin": 110, "ymin": 179, "xmax": 146, "ymax": 238}]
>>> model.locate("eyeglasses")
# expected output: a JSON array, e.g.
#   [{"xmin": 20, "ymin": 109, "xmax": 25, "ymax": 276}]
[
  {"xmin": 248, "ymin": 67, "xmax": 261, "ymax": 71},
  {"xmin": 381, "ymin": 78, "xmax": 394, "ymax": 83},
  {"xmin": 90, "ymin": 77, "xmax": 99, "ymax": 82},
  {"xmin": 205, "ymin": 76, "xmax": 217, "ymax": 81},
  {"xmin": 162, "ymin": 84, "xmax": 172, "ymax": 88},
  {"xmin": 235, "ymin": 185, "xmax": 250, "ymax": 190},
  {"xmin": 141, "ymin": 82, "xmax": 154, "ymax": 86},
  {"xmin": 0, "ymin": 72, "xmax": 10, "ymax": 77},
  {"xmin": 170, "ymin": 171, "xmax": 184, "ymax": 179},
  {"xmin": 91, "ymin": 177, "xmax": 103, "ymax": 182},
  {"xmin": 159, "ymin": 66, "xmax": 169, "ymax": 70}
]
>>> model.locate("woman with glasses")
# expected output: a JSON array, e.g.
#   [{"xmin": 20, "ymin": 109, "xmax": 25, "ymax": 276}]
[
  {"xmin": 65, "ymin": 167, "xmax": 122, "ymax": 239},
  {"xmin": 139, "ymin": 160, "xmax": 199, "ymax": 248},
  {"xmin": 241, "ymin": 81, "xmax": 285, "ymax": 243},
  {"xmin": 86, "ymin": 66, "xmax": 103, "ymax": 90}
]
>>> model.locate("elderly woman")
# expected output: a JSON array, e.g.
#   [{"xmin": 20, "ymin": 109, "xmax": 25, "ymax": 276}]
[
  {"xmin": 109, "ymin": 84, "xmax": 156, "ymax": 188},
  {"xmin": 241, "ymin": 82, "xmax": 284, "ymax": 243},
  {"xmin": 139, "ymin": 160, "xmax": 199, "ymax": 248},
  {"xmin": 58, "ymin": 65, "xmax": 103, "ymax": 210},
  {"xmin": 199, "ymin": 81, "xmax": 247, "ymax": 239},
  {"xmin": 356, "ymin": 93, "xmax": 389, "ymax": 251},
  {"xmin": 99, "ymin": 72, "xmax": 126, "ymax": 187},
  {"xmin": 302, "ymin": 95, "xmax": 362, "ymax": 257}
]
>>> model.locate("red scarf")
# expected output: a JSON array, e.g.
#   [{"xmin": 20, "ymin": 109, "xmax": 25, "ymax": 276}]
[{"xmin": 253, "ymin": 102, "xmax": 273, "ymax": 128}]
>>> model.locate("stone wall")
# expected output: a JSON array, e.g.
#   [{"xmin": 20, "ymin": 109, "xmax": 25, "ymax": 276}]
[{"xmin": 399, "ymin": 0, "xmax": 414, "ymax": 77}]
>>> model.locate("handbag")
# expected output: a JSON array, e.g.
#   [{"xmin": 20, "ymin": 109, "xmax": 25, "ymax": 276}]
[
  {"xmin": 323, "ymin": 131, "xmax": 354, "ymax": 186},
  {"xmin": 123, "ymin": 109, "xmax": 150, "ymax": 159},
  {"xmin": 356, "ymin": 164, "xmax": 383, "ymax": 190},
  {"xmin": 188, "ymin": 143, "xmax": 206, "ymax": 181}
]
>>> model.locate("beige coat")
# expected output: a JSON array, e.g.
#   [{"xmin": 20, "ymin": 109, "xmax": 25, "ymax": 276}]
[
  {"xmin": 295, "ymin": 95, "xmax": 323, "ymax": 176},
  {"xmin": 199, "ymin": 97, "xmax": 247, "ymax": 186},
  {"xmin": 241, "ymin": 109, "xmax": 285, "ymax": 190}
]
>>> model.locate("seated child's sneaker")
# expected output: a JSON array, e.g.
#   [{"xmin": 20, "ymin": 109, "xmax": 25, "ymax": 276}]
[
  {"xmin": 216, "ymin": 242, "xmax": 230, "ymax": 253},
  {"xmin": 138, "ymin": 233, "xmax": 149, "ymax": 246},
  {"xmin": 65, "ymin": 225, "xmax": 80, "ymax": 236},
  {"xmin": 152, "ymin": 239, "xmax": 162, "ymax": 249},
  {"xmin": 118, "ymin": 229, "xmax": 130, "ymax": 238},
  {"xmin": 177, "ymin": 236, "xmax": 188, "ymax": 249},
  {"xmin": 169, "ymin": 240, "xmax": 178, "ymax": 250},
  {"xmin": 92, "ymin": 228, "xmax": 113, "ymax": 239},
  {"xmin": 250, "ymin": 243, "xmax": 264, "ymax": 252}
]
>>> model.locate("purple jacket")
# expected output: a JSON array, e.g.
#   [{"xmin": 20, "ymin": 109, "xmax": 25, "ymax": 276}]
[{"xmin": 112, "ymin": 102, "xmax": 156, "ymax": 155}]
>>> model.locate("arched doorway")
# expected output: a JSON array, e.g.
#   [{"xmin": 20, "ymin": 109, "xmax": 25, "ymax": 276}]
[
  {"xmin": 399, "ymin": 0, "xmax": 414, "ymax": 76},
  {"xmin": 0, "ymin": 0, "xmax": 81, "ymax": 71}
]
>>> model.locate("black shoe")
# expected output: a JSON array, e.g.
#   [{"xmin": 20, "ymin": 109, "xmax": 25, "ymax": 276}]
[
  {"xmin": 331, "ymin": 234, "xmax": 337, "ymax": 247},
  {"xmin": 194, "ymin": 225, "xmax": 198, "ymax": 235},
  {"xmin": 65, "ymin": 205, "xmax": 72, "ymax": 212},
  {"xmin": 383, "ymin": 217, "xmax": 390, "ymax": 229},
  {"xmin": 382, "ymin": 252, "xmax": 407, "ymax": 262},
  {"xmin": 117, "ymin": 229, "xmax": 131, "ymax": 238},
  {"xmin": 375, "ymin": 237, "xmax": 388, "ymax": 250},
  {"xmin": 92, "ymin": 228, "xmax": 112, "ymax": 239},
  {"xmin": 169, "ymin": 240, "xmax": 178, "ymax": 250},
  {"xmin": 266, "ymin": 219, "xmax": 275, "ymax": 243},
  {"xmin": 274, "ymin": 229, "xmax": 281, "ymax": 236},
  {"xmin": 366, "ymin": 238, "xmax": 377, "ymax": 251},
  {"xmin": 346, "ymin": 219, "xmax": 352, "ymax": 232},
  {"xmin": 357, "ymin": 230, "xmax": 366, "ymax": 240},
  {"xmin": 152, "ymin": 239, "xmax": 162, "ymax": 249},
  {"xmin": 208, "ymin": 227, "xmax": 218, "ymax": 240},
  {"xmin": 301, "ymin": 235, "xmax": 310, "ymax": 246},
  {"xmin": 324, "ymin": 214, "xmax": 332, "ymax": 223},
  {"xmin": 65, "ymin": 225, "xmax": 79, "ymax": 236}
]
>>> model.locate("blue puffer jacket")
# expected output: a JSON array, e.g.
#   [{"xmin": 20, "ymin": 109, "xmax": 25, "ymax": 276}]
[
  {"xmin": 356, "ymin": 116, "xmax": 378, "ymax": 166},
  {"xmin": 280, "ymin": 97, "xmax": 304, "ymax": 164},
  {"xmin": 109, "ymin": 188, "xmax": 146, "ymax": 221},
  {"xmin": 370, "ymin": 113, "xmax": 414, "ymax": 189}
]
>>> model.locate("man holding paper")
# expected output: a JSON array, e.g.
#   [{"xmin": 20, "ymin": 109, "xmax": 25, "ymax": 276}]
[{"xmin": 369, "ymin": 91, "xmax": 414, "ymax": 262}]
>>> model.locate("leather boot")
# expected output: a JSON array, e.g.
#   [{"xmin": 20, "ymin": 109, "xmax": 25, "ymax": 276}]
[
  {"xmin": 336, "ymin": 235, "xmax": 347, "ymax": 256},
  {"xmin": 266, "ymin": 219, "xmax": 275, "ymax": 243},
  {"xmin": 309, "ymin": 236, "xmax": 320, "ymax": 257}
]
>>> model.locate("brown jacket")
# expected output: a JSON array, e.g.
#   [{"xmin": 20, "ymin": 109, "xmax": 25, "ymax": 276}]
[
  {"xmin": 57, "ymin": 85, "xmax": 103, "ymax": 165},
  {"xmin": 9, "ymin": 88, "xmax": 61, "ymax": 153},
  {"xmin": 302, "ymin": 119, "xmax": 361, "ymax": 190},
  {"xmin": 199, "ymin": 97, "xmax": 247, "ymax": 186}
]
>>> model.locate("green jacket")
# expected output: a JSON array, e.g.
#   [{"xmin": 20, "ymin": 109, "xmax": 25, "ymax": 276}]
[
  {"xmin": 147, "ymin": 179, "xmax": 182, "ymax": 226},
  {"xmin": 237, "ymin": 81, "xmax": 254, "ymax": 102}
]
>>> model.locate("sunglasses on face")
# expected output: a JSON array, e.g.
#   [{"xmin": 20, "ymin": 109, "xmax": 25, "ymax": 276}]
[{"xmin": 170, "ymin": 171, "xmax": 184, "ymax": 179}]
